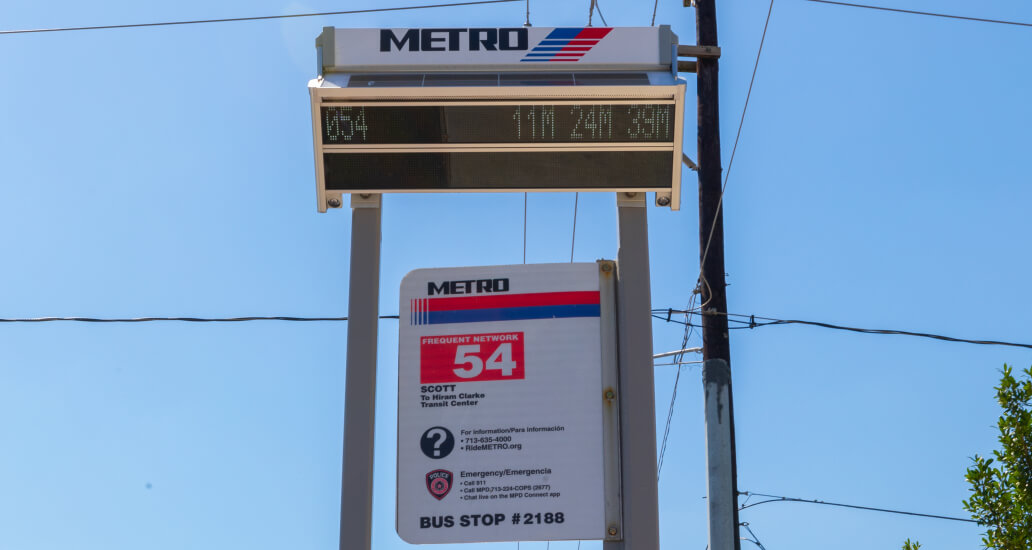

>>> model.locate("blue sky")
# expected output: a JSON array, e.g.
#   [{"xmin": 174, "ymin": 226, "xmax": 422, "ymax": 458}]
[{"xmin": 2, "ymin": 1, "xmax": 1031, "ymax": 549}]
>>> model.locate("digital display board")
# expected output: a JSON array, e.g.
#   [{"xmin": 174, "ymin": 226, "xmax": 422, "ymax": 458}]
[
  {"xmin": 320, "ymin": 104, "xmax": 674, "ymax": 145},
  {"xmin": 308, "ymin": 35, "xmax": 688, "ymax": 210},
  {"xmin": 322, "ymin": 151, "xmax": 672, "ymax": 191}
]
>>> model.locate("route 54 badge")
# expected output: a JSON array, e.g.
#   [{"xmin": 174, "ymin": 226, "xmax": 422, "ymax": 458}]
[{"xmin": 426, "ymin": 469, "xmax": 453, "ymax": 500}]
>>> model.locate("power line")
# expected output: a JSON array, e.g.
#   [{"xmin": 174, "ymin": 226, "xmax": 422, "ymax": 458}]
[
  {"xmin": 0, "ymin": 315, "xmax": 398, "ymax": 323},
  {"xmin": 740, "ymin": 523, "xmax": 768, "ymax": 550},
  {"xmin": 697, "ymin": 0, "xmax": 774, "ymax": 303},
  {"xmin": 14, "ymin": 308, "xmax": 1032, "ymax": 353},
  {"xmin": 570, "ymin": 193, "xmax": 579, "ymax": 262},
  {"xmin": 806, "ymin": 0, "xmax": 1032, "ymax": 28},
  {"xmin": 657, "ymin": 294, "xmax": 699, "ymax": 480},
  {"xmin": 738, "ymin": 491, "xmax": 979, "ymax": 524},
  {"xmin": 0, "ymin": 0, "xmax": 519, "ymax": 35},
  {"xmin": 594, "ymin": 0, "xmax": 609, "ymax": 27},
  {"xmin": 724, "ymin": 312, "xmax": 1032, "ymax": 350},
  {"xmin": 657, "ymin": 363, "xmax": 684, "ymax": 478},
  {"xmin": 652, "ymin": 309, "xmax": 1032, "ymax": 350},
  {"xmin": 522, "ymin": 193, "xmax": 528, "ymax": 264}
]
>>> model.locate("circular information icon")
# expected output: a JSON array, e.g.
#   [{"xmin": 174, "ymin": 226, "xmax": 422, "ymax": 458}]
[{"xmin": 420, "ymin": 426, "xmax": 455, "ymax": 459}]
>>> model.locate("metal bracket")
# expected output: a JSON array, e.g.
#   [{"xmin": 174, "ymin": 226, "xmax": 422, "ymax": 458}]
[
  {"xmin": 617, "ymin": 191, "xmax": 647, "ymax": 209},
  {"xmin": 678, "ymin": 44, "xmax": 721, "ymax": 58},
  {"xmin": 350, "ymin": 193, "xmax": 381, "ymax": 209},
  {"xmin": 682, "ymin": 153, "xmax": 699, "ymax": 171},
  {"xmin": 598, "ymin": 260, "xmax": 624, "ymax": 542}
]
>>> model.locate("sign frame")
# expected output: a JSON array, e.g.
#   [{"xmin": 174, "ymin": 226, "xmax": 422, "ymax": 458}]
[
  {"xmin": 308, "ymin": 26, "xmax": 686, "ymax": 212},
  {"xmin": 395, "ymin": 261, "xmax": 624, "ymax": 544}
]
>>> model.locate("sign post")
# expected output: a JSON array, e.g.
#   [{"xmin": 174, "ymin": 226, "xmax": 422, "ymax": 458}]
[
  {"xmin": 609, "ymin": 192, "xmax": 660, "ymax": 549},
  {"xmin": 396, "ymin": 263, "xmax": 622, "ymax": 544},
  {"xmin": 339, "ymin": 193, "xmax": 382, "ymax": 550}
]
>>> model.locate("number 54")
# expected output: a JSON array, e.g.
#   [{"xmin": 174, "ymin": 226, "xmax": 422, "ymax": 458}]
[{"xmin": 453, "ymin": 343, "xmax": 518, "ymax": 378}]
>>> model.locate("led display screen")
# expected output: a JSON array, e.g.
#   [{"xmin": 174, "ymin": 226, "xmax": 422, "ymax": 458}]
[
  {"xmin": 322, "ymin": 151, "xmax": 672, "ymax": 191},
  {"xmin": 320, "ymin": 104, "xmax": 674, "ymax": 145}
]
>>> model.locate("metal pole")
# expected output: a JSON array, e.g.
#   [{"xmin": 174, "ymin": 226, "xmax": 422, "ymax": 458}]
[
  {"xmin": 605, "ymin": 191, "xmax": 660, "ymax": 550},
  {"xmin": 695, "ymin": 0, "xmax": 742, "ymax": 548},
  {"xmin": 339, "ymin": 193, "xmax": 382, "ymax": 550},
  {"xmin": 702, "ymin": 358, "xmax": 734, "ymax": 550}
]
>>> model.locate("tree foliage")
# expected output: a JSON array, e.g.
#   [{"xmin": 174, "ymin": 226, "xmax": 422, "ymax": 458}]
[
  {"xmin": 963, "ymin": 365, "xmax": 1032, "ymax": 550},
  {"xmin": 901, "ymin": 538, "xmax": 921, "ymax": 550}
]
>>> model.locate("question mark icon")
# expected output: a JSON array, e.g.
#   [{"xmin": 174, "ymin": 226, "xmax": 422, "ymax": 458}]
[{"xmin": 420, "ymin": 426, "xmax": 455, "ymax": 459}]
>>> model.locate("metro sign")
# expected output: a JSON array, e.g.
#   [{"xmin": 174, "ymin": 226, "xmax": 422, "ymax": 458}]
[
  {"xmin": 317, "ymin": 26, "xmax": 675, "ymax": 72},
  {"xmin": 374, "ymin": 27, "xmax": 615, "ymax": 63},
  {"xmin": 379, "ymin": 28, "xmax": 530, "ymax": 52}
]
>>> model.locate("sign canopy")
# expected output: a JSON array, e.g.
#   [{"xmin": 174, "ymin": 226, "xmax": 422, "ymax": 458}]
[
  {"xmin": 308, "ymin": 27, "xmax": 687, "ymax": 211},
  {"xmin": 396, "ymin": 263, "xmax": 620, "ymax": 544}
]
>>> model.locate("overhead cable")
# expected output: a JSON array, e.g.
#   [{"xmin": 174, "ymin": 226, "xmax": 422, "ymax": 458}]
[
  {"xmin": 657, "ymin": 295, "xmax": 699, "ymax": 479},
  {"xmin": 806, "ymin": 0, "xmax": 1032, "ymax": 28},
  {"xmin": 570, "ymin": 193, "xmax": 579, "ymax": 262},
  {"xmin": 594, "ymin": 0, "xmax": 609, "ymax": 27},
  {"xmin": 10, "ymin": 309, "xmax": 1032, "ymax": 353},
  {"xmin": 0, "ymin": 315, "xmax": 393, "ymax": 323},
  {"xmin": 522, "ymin": 193, "xmax": 528, "ymax": 264},
  {"xmin": 697, "ymin": 0, "xmax": 775, "ymax": 294},
  {"xmin": 739, "ymin": 491, "xmax": 979, "ymax": 523},
  {"xmin": 652, "ymin": 309, "xmax": 1032, "ymax": 350},
  {"xmin": 0, "ymin": 0, "xmax": 519, "ymax": 35},
  {"xmin": 740, "ymin": 522, "xmax": 768, "ymax": 550}
]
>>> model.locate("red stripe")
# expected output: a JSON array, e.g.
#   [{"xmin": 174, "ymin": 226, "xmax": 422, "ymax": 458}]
[
  {"xmin": 427, "ymin": 291, "xmax": 600, "ymax": 312},
  {"xmin": 552, "ymin": 53, "xmax": 585, "ymax": 56},
  {"xmin": 549, "ymin": 58, "xmax": 579, "ymax": 61},
  {"xmin": 575, "ymin": 28, "xmax": 611, "ymax": 40},
  {"xmin": 559, "ymin": 46, "xmax": 592, "ymax": 51}
]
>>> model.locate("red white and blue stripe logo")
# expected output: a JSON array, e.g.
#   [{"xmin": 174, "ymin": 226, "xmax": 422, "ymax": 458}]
[
  {"xmin": 411, "ymin": 291, "xmax": 600, "ymax": 325},
  {"xmin": 521, "ymin": 27, "xmax": 613, "ymax": 62}
]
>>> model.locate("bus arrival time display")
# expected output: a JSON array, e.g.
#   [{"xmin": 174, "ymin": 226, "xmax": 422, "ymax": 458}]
[{"xmin": 320, "ymin": 103, "xmax": 675, "ymax": 145}]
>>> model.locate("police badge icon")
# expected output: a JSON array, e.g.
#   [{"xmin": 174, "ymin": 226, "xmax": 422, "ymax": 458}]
[{"xmin": 425, "ymin": 469, "xmax": 453, "ymax": 500}]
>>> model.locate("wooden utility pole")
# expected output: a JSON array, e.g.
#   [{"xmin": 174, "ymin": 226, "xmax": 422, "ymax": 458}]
[{"xmin": 694, "ymin": 1, "xmax": 741, "ymax": 550}]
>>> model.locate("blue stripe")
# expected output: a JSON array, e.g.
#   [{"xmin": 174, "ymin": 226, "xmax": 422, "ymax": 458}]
[
  {"xmin": 531, "ymin": 47, "xmax": 568, "ymax": 51},
  {"xmin": 524, "ymin": 53, "xmax": 558, "ymax": 57},
  {"xmin": 546, "ymin": 28, "xmax": 583, "ymax": 39},
  {"xmin": 426, "ymin": 304, "xmax": 600, "ymax": 324},
  {"xmin": 538, "ymin": 40, "xmax": 572, "ymax": 46}
]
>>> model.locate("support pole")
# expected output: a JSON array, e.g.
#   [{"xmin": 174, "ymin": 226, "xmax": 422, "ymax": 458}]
[
  {"xmin": 695, "ymin": 1, "xmax": 741, "ymax": 549},
  {"xmin": 339, "ymin": 193, "xmax": 382, "ymax": 550},
  {"xmin": 606, "ymin": 191, "xmax": 660, "ymax": 550},
  {"xmin": 702, "ymin": 359, "xmax": 734, "ymax": 550}
]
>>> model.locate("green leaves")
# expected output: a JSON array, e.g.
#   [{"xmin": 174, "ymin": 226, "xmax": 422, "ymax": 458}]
[
  {"xmin": 962, "ymin": 365, "xmax": 1032, "ymax": 550},
  {"xmin": 901, "ymin": 538, "xmax": 922, "ymax": 550}
]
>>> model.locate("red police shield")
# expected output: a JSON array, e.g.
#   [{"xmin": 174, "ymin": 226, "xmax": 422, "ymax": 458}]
[{"xmin": 425, "ymin": 469, "xmax": 453, "ymax": 500}]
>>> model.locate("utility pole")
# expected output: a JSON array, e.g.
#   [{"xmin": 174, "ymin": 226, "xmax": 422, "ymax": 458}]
[{"xmin": 694, "ymin": 1, "xmax": 741, "ymax": 550}]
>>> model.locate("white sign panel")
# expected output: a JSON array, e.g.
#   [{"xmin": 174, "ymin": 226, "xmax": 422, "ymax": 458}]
[
  {"xmin": 397, "ymin": 263, "xmax": 608, "ymax": 544},
  {"xmin": 322, "ymin": 27, "xmax": 673, "ymax": 72}
]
